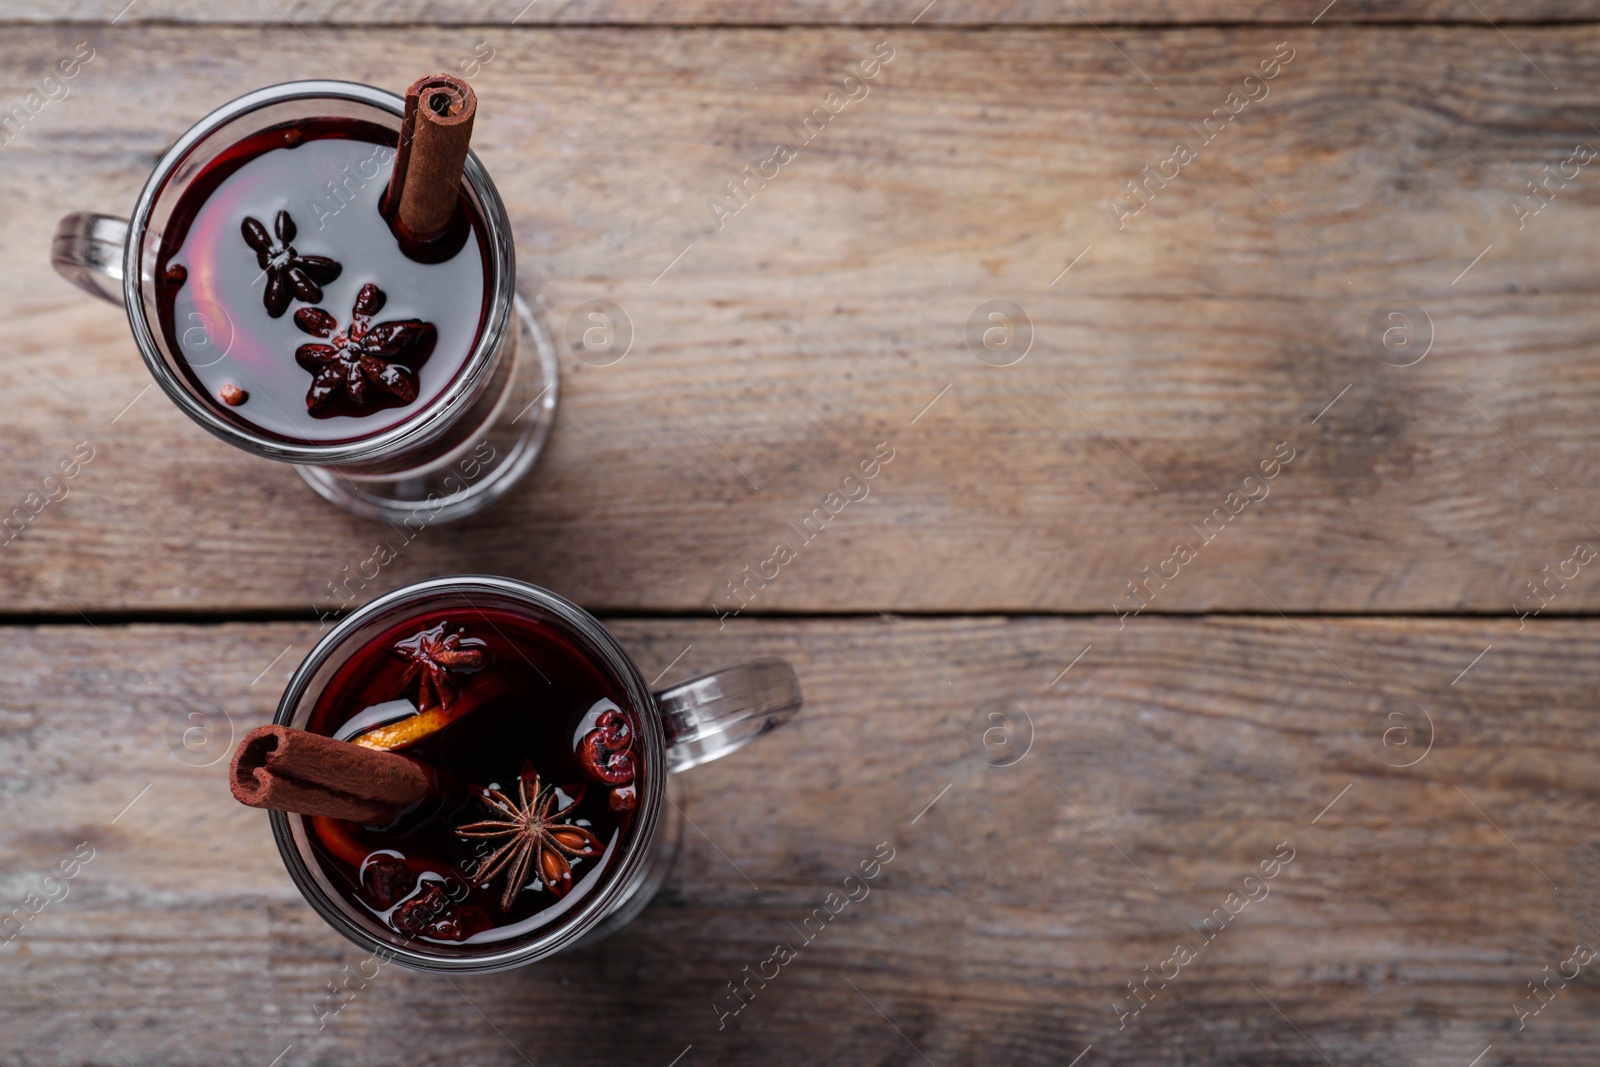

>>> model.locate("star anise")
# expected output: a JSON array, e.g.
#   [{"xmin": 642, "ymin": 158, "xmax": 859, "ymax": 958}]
[
  {"xmin": 240, "ymin": 210, "xmax": 342, "ymax": 318},
  {"xmin": 391, "ymin": 620, "xmax": 486, "ymax": 711},
  {"xmin": 293, "ymin": 283, "xmax": 438, "ymax": 417},
  {"xmin": 456, "ymin": 766, "xmax": 603, "ymax": 911}
]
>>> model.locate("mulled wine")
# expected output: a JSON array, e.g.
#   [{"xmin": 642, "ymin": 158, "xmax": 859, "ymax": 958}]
[
  {"xmin": 302, "ymin": 607, "xmax": 645, "ymax": 946},
  {"xmin": 152, "ymin": 116, "xmax": 489, "ymax": 444}
]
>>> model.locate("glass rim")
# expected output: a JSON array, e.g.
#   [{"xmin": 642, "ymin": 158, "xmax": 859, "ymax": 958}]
[
  {"xmin": 269, "ymin": 575, "xmax": 666, "ymax": 972},
  {"xmin": 123, "ymin": 79, "xmax": 517, "ymax": 465}
]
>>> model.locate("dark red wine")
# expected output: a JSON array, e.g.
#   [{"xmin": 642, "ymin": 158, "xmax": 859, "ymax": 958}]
[
  {"xmin": 304, "ymin": 608, "xmax": 644, "ymax": 946},
  {"xmin": 153, "ymin": 117, "xmax": 489, "ymax": 444}
]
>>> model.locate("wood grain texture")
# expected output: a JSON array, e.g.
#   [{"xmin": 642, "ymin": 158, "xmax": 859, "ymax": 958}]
[
  {"xmin": 0, "ymin": 0, "xmax": 1595, "ymax": 25},
  {"xmin": 1, "ymin": 615, "xmax": 1596, "ymax": 1066},
  {"xmin": 4, "ymin": 24, "xmax": 1600, "ymax": 616}
]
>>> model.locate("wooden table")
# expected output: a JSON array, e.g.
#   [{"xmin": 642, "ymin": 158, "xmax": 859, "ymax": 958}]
[{"xmin": 3, "ymin": 3, "xmax": 1598, "ymax": 1064}]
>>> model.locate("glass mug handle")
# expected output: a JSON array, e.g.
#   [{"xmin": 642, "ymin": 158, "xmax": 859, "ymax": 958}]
[
  {"xmin": 52, "ymin": 212, "xmax": 129, "ymax": 307},
  {"xmin": 654, "ymin": 658, "xmax": 802, "ymax": 772}
]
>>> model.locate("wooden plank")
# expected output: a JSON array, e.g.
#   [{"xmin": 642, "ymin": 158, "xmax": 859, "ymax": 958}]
[
  {"xmin": 1, "ymin": 615, "xmax": 1596, "ymax": 1065},
  {"xmin": 4, "ymin": 24, "xmax": 1599, "ymax": 615},
  {"xmin": 1, "ymin": 0, "xmax": 1596, "ymax": 26}
]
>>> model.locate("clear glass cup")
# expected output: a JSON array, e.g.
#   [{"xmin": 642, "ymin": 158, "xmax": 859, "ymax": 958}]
[
  {"xmin": 50, "ymin": 80, "xmax": 557, "ymax": 523},
  {"xmin": 270, "ymin": 575, "xmax": 803, "ymax": 972}
]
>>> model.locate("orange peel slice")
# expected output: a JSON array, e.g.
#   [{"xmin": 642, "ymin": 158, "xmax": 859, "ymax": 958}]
[{"xmin": 350, "ymin": 674, "xmax": 509, "ymax": 752}]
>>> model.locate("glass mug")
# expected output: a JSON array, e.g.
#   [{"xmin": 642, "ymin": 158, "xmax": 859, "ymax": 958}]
[
  {"xmin": 270, "ymin": 575, "xmax": 803, "ymax": 972},
  {"xmin": 50, "ymin": 80, "xmax": 557, "ymax": 523}
]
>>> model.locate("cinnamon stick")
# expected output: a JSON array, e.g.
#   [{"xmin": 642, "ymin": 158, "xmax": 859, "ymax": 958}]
[
  {"xmin": 384, "ymin": 73, "xmax": 477, "ymax": 247},
  {"xmin": 230, "ymin": 724, "xmax": 435, "ymax": 823}
]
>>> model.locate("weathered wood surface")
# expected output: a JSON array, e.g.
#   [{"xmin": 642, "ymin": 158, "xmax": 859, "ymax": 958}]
[
  {"xmin": 6, "ymin": 10, "xmax": 1599, "ymax": 1067},
  {"xmin": 1, "ymin": 616, "xmax": 1596, "ymax": 1066},
  {"xmin": 0, "ymin": 0, "xmax": 1595, "ymax": 25},
  {"xmin": 4, "ymin": 24, "xmax": 1599, "ymax": 616}
]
